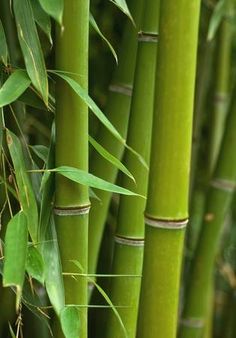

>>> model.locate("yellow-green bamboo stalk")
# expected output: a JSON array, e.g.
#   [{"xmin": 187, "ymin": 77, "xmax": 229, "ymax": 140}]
[
  {"xmin": 88, "ymin": 0, "xmax": 143, "ymax": 279},
  {"xmin": 179, "ymin": 93, "xmax": 236, "ymax": 338},
  {"xmin": 208, "ymin": 0, "xmax": 234, "ymax": 175},
  {"xmin": 55, "ymin": 1, "xmax": 89, "ymax": 337},
  {"xmin": 104, "ymin": 1, "xmax": 159, "ymax": 337},
  {"xmin": 136, "ymin": 2, "xmax": 201, "ymax": 337}
]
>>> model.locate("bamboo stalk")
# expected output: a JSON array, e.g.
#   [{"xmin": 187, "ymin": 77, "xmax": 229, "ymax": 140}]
[
  {"xmin": 104, "ymin": 1, "xmax": 159, "ymax": 337},
  {"xmin": 136, "ymin": 2, "xmax": 201, "ymax": 337},
  {"xmin": 88, "ymin": 0, "xmax": 144, "ymax": 280},
  {"xmin": 179, "ymin": 92, "xmax": 236, "ymax": 338},
  {"xmin": 55, "ymin": 1, "xmax": 90, "ymax": 337}
]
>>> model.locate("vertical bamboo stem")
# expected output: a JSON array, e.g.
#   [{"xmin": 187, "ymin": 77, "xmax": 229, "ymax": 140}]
[
  {"xmin": 179, "ymin": 93, "xmax": 236, "ymax": 338},
  {"xmin": 136, "ymin": 2, "xmax": 201, "ymax": 337},
  {"xmin": 88, "ymin": 0, "xmax": 143, "ymax": 278},
  {"xmin": 104, "ymin": 1, "xmax": 159, "ymax": 337},
  {"xmin": 55, "ymin": 1, "xmax": 90, "ymax": 337}
]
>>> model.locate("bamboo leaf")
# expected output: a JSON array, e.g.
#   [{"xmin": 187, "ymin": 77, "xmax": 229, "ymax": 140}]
[
  {"xmin": 6, "ymin": 129, "xmax": 38, "ymax": 243},
  {"xmin": 26, "ymin": 246, "xmax": 44, "ymax": 284},
  {"xmin": 60, "ymin": 306, "xmax": 81, "ymax": 338},
  {"xmin": 3, "ymin": 211, "xmax": 28, "ymax": 310},
  {"xmin": 38, "ymin": 0, "xmax": 64, "ymax": 25},
  {"xmin": 0, "ymin": 70, "xmax": 31, "ymax": 108},
  {"xmin": 51, "ymin": 166, "xmax": 142, "ymax": 196},
  {"xmin": 89, "ymin": 13, "xmax": 118, "ymax": 63},
  {"xmin": 30, "ymin": 145, "xmax": 49, "ymax": 163},
  {"xmin": 52, "ymin": 71, "xmax": 125, "ymax": 144},
  {"xmin": 31, "ymin": 0, "xmax": 52, "ymax": 44},
  {"xmin": 110, "ymin": 0, "xmax": 133, "ymax": 23},
  {"xmin": 0, "ymin": 20, "xmax": 9, "ymax": 66},
  {"xmin": 89, "ymin": 136, "xmax": 134, "ymax": 182},
  {"xmin": 13, "ymin": 0, "xmax": 48, "ymax": 104},
  {"xmin": 207, "ymin": 0, "xmax": 227, "ymax": 41},
  {"xmin": 8, "ymin": 324, "xmax": 17, "ymax": 338}
]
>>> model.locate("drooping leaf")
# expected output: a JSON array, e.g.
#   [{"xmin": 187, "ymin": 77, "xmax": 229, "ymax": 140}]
[
  {"xmin": 207, "ymin": 0, "xmax": 227, "ymax": 41},
  {"xmin": 26, "ymin": 245, "xmax": 44, "ymax": 284},
  {"xmin": 3, "ymin": 211, "xmax": 28, "ymax": 310},
  {"xmin": 13, "ymin": 0, "xmax": 48, "ymax": 104},
  {"xmin": 89, "ymin": 13, "xmax": 118, "ymax": 63},
  {"xmin": 38, "ymin": 0, "xmax": 64, "ymax": 25},
  {"xmin": 0, "ymin": 20, "xmax": 8, "ymax": 66},
  {"xmin": 31, "ymin": 0, "xmax": 52, "ymax": 44},
  {"xmin": 0, "ymin": 70, "xmax": 31, "ymax": 108},
  {"xmin": 6, "ymin": 129, "xmax": 38, "ymax": 243},
  {"xmin": 8, "ymin": 324, "xmax": 17, "ymax": 338},
  {"xmin": 51, "ymin": 166, "xmax": 141, "ymax": 196},
  {"xmin": 30, "ymin": 145, "xmax": 49, "ymax": 163},
  {"xmin": 110, "ymin": 0, "xmax": 133, "ymax": 23},
  {"xmin": 60, "ymin": 306, "xmax": 81, "ymax": 338},
  {"xmin": 89, "ymin": 135, "xmax": 134, "ymax": 182}
]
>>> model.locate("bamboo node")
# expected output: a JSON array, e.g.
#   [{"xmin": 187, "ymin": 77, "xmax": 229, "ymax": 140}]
[
  {"xmin": 114, "ymin": 235, "xmax": 145, "ymax": 247},
  {"xmin": 144, "ymin": 216, "xmax": 188, "ymax": 230},
  {"xmin": 109, "ymin": 83, "xmax": 133, "ymax": 97},
  {"xmin": 210, "ymin": 178, "xmax": 236, "ymax": 192},
  {"xmin": 54, "ymin": 204, "xmax": 91, "ymax": 216},
  {"xmin": 180, "ymin": 317, "xmax": 205, "ymax": 328},
  {"xmin": 138, "ymin": 31, "xmax": 159, "ymax": 43}
]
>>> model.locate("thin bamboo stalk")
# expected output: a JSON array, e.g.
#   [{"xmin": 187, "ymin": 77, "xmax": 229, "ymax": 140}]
[
  {"xmin": 208, "ymin": 0, "xmax": 234, "ymax": 175},
  {"xmin": 104, "ymin": 1, "xmax": 159, "ymax": 337},
  {"xmin": 179, "ymin": 93, "xmax": 236, "ymax": 338},
  {"xmin": 136, "ymin": 2, "xmax": 201, "ymax": 338},
  {"xmin": 88, "ymin": 0, "xmax": 144, "ymax": 279},
  {"xmin": 55, "ymin": 1, "xmax": 90, "ymax": 337}
]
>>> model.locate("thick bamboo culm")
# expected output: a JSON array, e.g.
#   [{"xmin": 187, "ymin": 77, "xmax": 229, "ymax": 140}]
[
  {"xmin": 88, "ymin": 0, "xmax": 143, "ymax": 278},
  {"xmin": 179, "ymin": 93, "xmax": 236, "ymax": 338},
  {"xmin": 55, "ymin": 1, "xmax": 90, "ymax": 337},
  {"xmin": 104, "ymin": 1, "xmax": 159, "ymax": 337},
  {"xmin": 136, "ymin": 2, "xmax": 201, "ymax": 338}
]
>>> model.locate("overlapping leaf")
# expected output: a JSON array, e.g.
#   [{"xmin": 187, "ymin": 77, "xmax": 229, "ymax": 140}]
[
  {"xmin": 0, "ymin": 20, "xmax": 8, "ymax": 66},
  {"xmin": 38, "ymin": 0, "xmax": 64, "ymax": 25}
]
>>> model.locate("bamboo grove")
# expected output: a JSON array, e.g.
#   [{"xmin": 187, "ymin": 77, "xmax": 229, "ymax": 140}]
[{"xmin": 0, "ymin": 0, "xmax": 236, "ymax": 338}]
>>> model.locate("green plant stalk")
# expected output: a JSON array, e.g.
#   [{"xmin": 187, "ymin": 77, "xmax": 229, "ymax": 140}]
[
  {"xmin": 104, "ymin": 1, "xmax": 159, "ymax": 337},
  {"xmin": 55, "ymin": 1, "xmax": 90, "ymax": 337},
  {"xmin": 88, "ymin": 0, "xmax": 144, "ymax": 278},
  {"xmin": 208, "ymin": 0, "xmax": 234, "ymax": 175},
  {"xmin": 136, "ymin": 2, "xmax": 201, "ymax": 338},
  {"xmin": 179, "ymin": 93, "xmax": 236, "ymax": 338}
]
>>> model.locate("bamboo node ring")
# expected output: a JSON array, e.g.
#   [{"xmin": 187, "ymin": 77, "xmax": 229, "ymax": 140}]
[
  {"xmin": 138, "ymin": 31, "xmax": 159, "ymax": 43},
  {"xmin": 144, "ymin": 216, "xmax": 188, "ymax": 230},
  {"xmin": 54, "ymin": 204, "xmax": 91, "ymax": 216},
  {"xmin": 109, "ymin": 83, "xmax": 133, "ymax": 96},
  {"xmin": 114, "ymin": 235, "xmax": 145, "ymax": 247},
  {"xmin": 210, "ymin": 178, "xmax": 236, "ymax": 192},
  {"xmin": 180, "ymin": 318, "xmax": 205, "ymax": 329}
]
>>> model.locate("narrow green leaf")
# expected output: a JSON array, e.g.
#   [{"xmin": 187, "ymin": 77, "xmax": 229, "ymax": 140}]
[
  {"xmin": 0, "ymin": 70, "xmax": 31, "ymax": 108},
  {"xmin": 110, "ymin": 0, "xmax": 134, "ymax": 23},
  {"xmin": 38, "ymin": 0, "xmax": 64, "ymax": 25},
  {"xmin": 6, "ymin": 129, "xmax": 38, "ymax": 243},
  {"xmin": 31, "ymin": 0, "xmax": 52, "ymax": 44},
  {"xmin": 13, "ymin": 0, "xmax": 48, "ymax": 104},
  {"xmin": 9, "ymin": 324, "xmax": 17, "ymax": 338},
  {"xmin": 89, "ymin": 135, "xmax": 134, "ymax": 182},
  {"xmin": 26, "ymin": 245, "xmax": 44, "ymax": 284},
  {"xmin": 90, "ymin": 13, "xmax": 118, "ymax": 63},
  {"xmin": 0, "ymin": 20, "xmax": 9, "ymax": 66},
  {"xmin": 51, "ymin": 166, "xmax": 142, "ymax": 196},
  {"xmin": 60, "ymin": 306, "xmax": 81, "ymax": 338},
  {"xmin": 207, "ymin": 0, "xmax": 226, "ymax": 41},
  {"xmin": 3, "ymin": 211, "xmax": 28, "ymax": 310},
  {"xmin": 30, "ymin": 145, "xmax": 49, "ymax": 163},
  {"xmin": 52, "ymin": 71, "xmax": 125, "ymax": 144}
]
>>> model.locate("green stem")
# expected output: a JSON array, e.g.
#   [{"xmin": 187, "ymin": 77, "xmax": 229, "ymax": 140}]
[
  {"xmin": 179, "ymin": 92, "xmax": 236, "ymax": 338},
  {"xmin": 137, "ymin": 2, "xmax": 201, "ymax": 338},
  {"xmin": 104, "ymin": 1, "xmax": 160, "ymax": 337},
  {"xmin": 88, "ymin": 0, "xmax": 144, "ymax": 278},
  {"xmin": 55, "ymin": 1, "xmax": 90, "ymax": 337}
]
